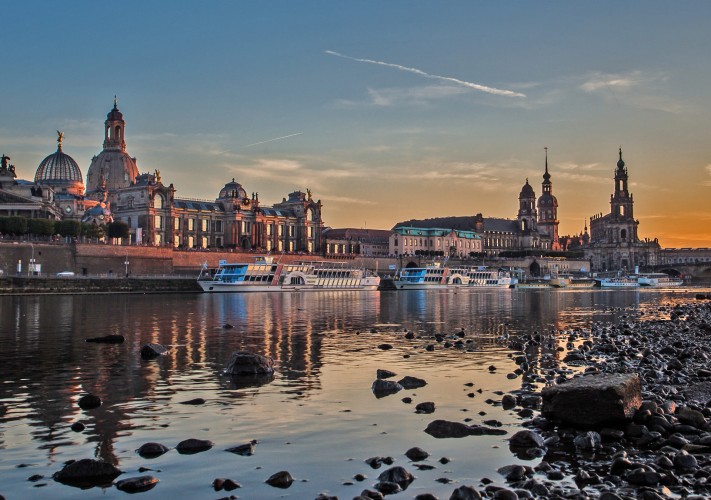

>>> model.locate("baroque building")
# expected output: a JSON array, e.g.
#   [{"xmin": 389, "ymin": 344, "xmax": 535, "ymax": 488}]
[
  {"xmin": 1, "ymin": 100, "xmax": 325, "ymax": 253},
  {"xmin": 585, "ymin": 149, "xmax": 660, "ymax": 271},
  {"xmin": 394, "ymin": 151, "xmax": 558, "ymax": 256}
]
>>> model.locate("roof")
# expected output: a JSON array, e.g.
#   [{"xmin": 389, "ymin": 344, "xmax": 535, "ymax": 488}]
[
  {"xmin": 394, "ymin": 216, "xmax": 518, "ymax": 234},
  {"xmin": 324, "ymin": 228, "xmax": 392, "ymax": 241},
  {"xmin": 392, "ymin": 226, "xmax": 480, "ymax": 239}
]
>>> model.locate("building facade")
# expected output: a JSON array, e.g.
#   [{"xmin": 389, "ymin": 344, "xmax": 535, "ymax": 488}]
[
  {"xmin": 585, "ymin": 149, "xmax": 660, "ymax": 271},
  {"xmin": 323, "ymin": 228, "xmax": 391, "ymax": 256},
  {"xmin": 1, "ymin": 101, "xmax": 325, "ymax": 253},
  {"xmin": 389, "ymin": 226, "xmax": 482, "ymax": 257}
]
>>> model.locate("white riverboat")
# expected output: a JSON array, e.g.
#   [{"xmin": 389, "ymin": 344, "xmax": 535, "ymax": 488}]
[
  {"xmin": 462, "ymin": 267, "xmax": 517, "ymax": 288},
  {"xmin": 394, "ymin": 264, "xmax": 450, "ymax": 290},
  {"xmin": 198, "ymin": 257, "xmax": 380, "ymax": 292},
  {"xmin": 635, "ymin": 272, "xmax": 684, "ymax": 288},
  {"xmin": 595, "ymin": 276, "xmax": 639, "ymax": 288}
]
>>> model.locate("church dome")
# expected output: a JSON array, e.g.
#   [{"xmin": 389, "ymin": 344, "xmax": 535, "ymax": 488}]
[
  {"xmin": 519, "ymin": 179, "xmax": 535, "ymax": 199},
  {"xmin": 86, "ymin": 150, "xmax": 139, "ymax": 192},
  {"xmin": 107, "ymin": 104, "xmax": 123, "ymax": 122},
  {"xmin": 219, "ymin": 179, "xmax": 248, "ymax": 200},
  {"xmin": 537, "ymin": 192, "xmax": 558, "ymax": 207},
  {"xmin": 35, "ymin": 133, "xmax": 84, "ymax": 194}
]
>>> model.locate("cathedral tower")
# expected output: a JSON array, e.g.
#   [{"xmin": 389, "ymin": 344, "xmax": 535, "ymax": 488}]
[
  {"xmin": 85, "ymin": 98, "xmax": 139, "ymax": 194},
  {"xmin": 536, "ymin": 147, "xmax": 560, "ymax": 250}
]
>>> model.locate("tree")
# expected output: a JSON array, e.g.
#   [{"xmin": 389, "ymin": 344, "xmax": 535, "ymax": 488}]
[
  {"xmin": 0, "ymin": 216, "xmax": 28, "ymax": 235},
  {"xmin": 28, "ymin": 218, "xmax": 56, "ymax": 237},
  {"xmin": 81, "ymin": 223, "xmax": 105, "ymax": 240},
  {"xmin": 107, "ymin": 221, "xmax": 129, "ymax": 239},
  {"xmin": 56, "ymin": 220, "xmax": 82, "ymax": 237}
]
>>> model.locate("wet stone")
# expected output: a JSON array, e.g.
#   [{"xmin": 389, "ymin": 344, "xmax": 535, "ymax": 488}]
[
  {"xmin": 415, "ymin": 402, "xmax": 435, "ymax": 414},
  {"xmin": 405, "ymin": 446, "xmax": 429, "ymax": 461},
  {"xmin": 372, "ymin": 379, "xmax": 403, "ymax": 398},
  {"xmin": 137, "ymin": 442, "xmax": 170, "ymax": 458},
  {"xmin": 377, "ymin": 369, "xmax": 397, "ymax": 379},
  {"xmin": 398, "ymin": 376, "xmax": 427, "ymax": 389},
  {"xmin": 225, "ymin": 351, "xmax": 274, "ymax": 375},
  {"xmin": 140, "ymin": 343, "xmax": 168, "ymax": 359},
  {"xmin": 77, "ymin": 394, "xmax": 101, "ymax": 410},
  {"xmin": 449, "ymin": 485, "xmax": 483, "ymax": 499},
  {"xmin": 115, "ymin": 475, "xmax": 159, "ymax": 493},
  {"xmin": 265, "ymin": 470, "xmax": 293, "ymax": 488},
  {"xmin": 53, "ymin": 459, "xmax": 121, "ymax": 487},
  {"xmin": 176, "ymin": 438, "xmax": 213, "ymax": 454}
]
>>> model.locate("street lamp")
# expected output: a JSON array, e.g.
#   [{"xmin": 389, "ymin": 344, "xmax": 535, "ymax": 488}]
[
  {"xmin": 124, "ymin": 255, "xmax": 130, "ymax": 278},
  {"xmin": 27, "ymin": 243, "xmax": 34, "ymax": 277}
]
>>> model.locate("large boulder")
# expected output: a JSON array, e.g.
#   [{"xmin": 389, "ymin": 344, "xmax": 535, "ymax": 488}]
[
  {"xmin": 225, "ymin": 351, "xmax": 275, "ymax": 375},
  {"xmin": 541, "ymin": 373, "xmax": 641, "ymax": 427},
  {"xmin": 140, "ymin": 343, "xmax": 168, "ymax": 359},
  {"xmin": 53, "ymin": 459, "xmax": 121, "ymax": 487}
]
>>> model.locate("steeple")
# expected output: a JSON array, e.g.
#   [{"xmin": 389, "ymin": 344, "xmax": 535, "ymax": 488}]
[
  {"xmin": 543, "ymin": 146, "xmax": 550, "ymax": 183},
  {"xmin": 103, "ymin": 97, "xmax": 126, "ymax": 152}
]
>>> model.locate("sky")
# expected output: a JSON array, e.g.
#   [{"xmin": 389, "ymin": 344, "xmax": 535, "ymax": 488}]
[{"xmin": 1, "ymin": 1, "xmax": 710, "ymax": 248}]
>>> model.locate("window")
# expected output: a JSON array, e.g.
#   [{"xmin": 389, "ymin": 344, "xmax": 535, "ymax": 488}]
[
  {"xmin": 154, "ymin": 215, "xmax": 162, "ymax": 229},
  {"xmin": 201, "ymin": 219, "xmax": 208, "ymax": 232},
  {"xmin": 188, "ymin": 219, "xmax": 195, "ymax": 231},
  {"xmin": 154, "ymin": 195, "xmax": 163, "ymax": 209},
  {"xmin": 174, "ymin": 217, "xmax": 180, "ymax": 230},
  {"xmin": 127, "ymin": 197, "xmax": 133, "ymax": 208},
  {"xmin": 214, "ymin": 220, "xmax": 222, "ymax": 232},
  {"xmin": 188, "ymin": 236, "xmax": 194, "ymax": 248}
]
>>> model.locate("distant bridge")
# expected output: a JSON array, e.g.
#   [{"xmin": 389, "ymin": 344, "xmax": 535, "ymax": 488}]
[{"xmin": 652, "ymin": 263, "xmax": 711, "ymax": 279}]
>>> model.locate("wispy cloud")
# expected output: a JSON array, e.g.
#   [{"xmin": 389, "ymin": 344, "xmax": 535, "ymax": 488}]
[
  {"xmin": 241, "ymin": 133, "xmax": 303, "ymax": 149},
  {"xmin": 366, "ymin": 85, "xmax": 468, "ymax": 107},
  {"xmin": 705, "ymin": 164, "xmax": 711, "ymax": 186},
  {"xmin": 325, "ymin": 50, "xmax": 525, "ymax": 98},
  {"xmin": 580, "ymin": 70, "xmax": 689, "ymax": 114}
]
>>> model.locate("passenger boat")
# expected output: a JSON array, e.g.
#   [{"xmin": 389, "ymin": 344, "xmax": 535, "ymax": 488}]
[
  {"xmin": 514, "ymin": 278, "xmax": 553, "ymax": 289},
  {"xmin": 635, "ymin": 272, "xmax": 684, "ymax": 288},
  {"xmin": 394, "ymin": 264, "xmax": 450, "ymax": 290},
  {"xmin": 198, "ymin": 257, "xmax": 380, "ymax": 292},
  {"xmin": 594, "ymin": 276, "xmax": 639, "ymax": 288},
  {"xmin": 462, "ymin": 266, "xmax": 517, "ymax": 288},
  {"xmin": 548, "ymin": 274, "xmax": 596, "ymax": 288}
]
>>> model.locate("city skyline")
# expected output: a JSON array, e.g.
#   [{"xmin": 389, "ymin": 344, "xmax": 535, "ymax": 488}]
[{"xmin": 1, "ymin": 2, "xmax": 710, "ymax": 248}]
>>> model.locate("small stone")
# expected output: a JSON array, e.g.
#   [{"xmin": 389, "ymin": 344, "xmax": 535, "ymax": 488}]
[
  {"xmin": 377, "ymin": 466, "xmax": 414, "ymax": 489},
  {"xmin": 70, "ymin": 422, "xmax": 85, "ymax": 432},
  {"xmin": 415, "ymin": 402, "xmax": 435, "ymax": 414},
  {"xmin": 377, "ymin": 369, "xmax": 397, "ymax": 379},
  {"xmin": 265, "ymin": 470, "xmax": 293, "ymax": 488},
  {"xmin": 226, "ymin": 441, "xmax": 256, "ymax": 456},
  {"xmin": 405, "ymin": 446, "xmax": 429, "ymax": 461},
  {"xmin": 378, "ymin": 343, "xmax": 394, "ymax": 350},
  {"xmin": 175, "ymin": 438, "xmax": 213, "ymax": 454},
  {"xmin": 398, "ymin": 376, "xmax": 427, "ymax": 389},
  {"xmin": 53, "ymin": 459, "xmax": 121, "ymax": 487},
  {"xmin": 179, "ymin": 398, "xmax": 206, "ymax": 405},
  {"xmin": 137, "ymin": 442, "xmax": 170, "ymax": 458},
  {"xmin": 78, "ymin": 394, "xmax": 101, "ymax": 410},
  {"xmin": 449, "ymin": 485, "xmax": 483, "ymax": 499},
  {"xmin": 115, "ymin": 475, "xmax": 159, "ymax": 493},
  {"xmin": 372, "ymin": 379, "xmax": 403, "ymax": 397}
]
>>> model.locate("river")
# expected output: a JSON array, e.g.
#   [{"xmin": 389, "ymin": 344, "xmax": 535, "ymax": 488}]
[{"xmin": 0, "ymin": 287, "xmax": 705, "ymax": 499}]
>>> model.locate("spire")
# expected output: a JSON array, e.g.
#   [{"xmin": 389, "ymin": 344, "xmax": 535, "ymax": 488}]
[
  {"xmin": 56, "ymin": 130, "xmax": 64, "ymax": 152},
  {"xmin": 545, "ymin": 147, "xmax": 548, "ymax": 173},
  {"xmin": 543, "ymin": 146, "xmax": 551, "ymax": 182},
  {"xmin": 114, "ymin": 95, "xmax": 118, "ymax": 109},
  {"xmin": 617, "ymin": 146, "xmax": 625, "ymax": 169}
]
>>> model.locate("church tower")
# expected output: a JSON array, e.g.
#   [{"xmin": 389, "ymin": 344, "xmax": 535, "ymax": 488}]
[
  {"xmin": 612, "ymin": 147, "xmax": 634, "ymax": 221},
  {"xmin": 536, "ymin": 147, "xmax": 560, "ymax": 250},
  {"xmin": 85, "ymin": 98, "xmax": 139, "ymax": 194}
]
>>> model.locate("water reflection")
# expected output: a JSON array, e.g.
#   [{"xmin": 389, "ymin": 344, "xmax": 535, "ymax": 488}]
[{"xmin": 0, "ymin": 288, "xmax": 702, "ymax": 498}]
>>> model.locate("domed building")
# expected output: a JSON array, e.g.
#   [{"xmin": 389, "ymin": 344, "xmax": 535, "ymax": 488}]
[
  {"xmin": 85, "ymin": 98, "xmax": 139, "ymax": 196},
  {"xmin": 35, "ymin": 131, "xmax": 84, "ymax": 196}
]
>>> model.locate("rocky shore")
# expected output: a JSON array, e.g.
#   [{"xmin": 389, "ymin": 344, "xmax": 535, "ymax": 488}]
[{"xmin": 6, "ymin": 294, "xmax": 711, "ymax": 500}]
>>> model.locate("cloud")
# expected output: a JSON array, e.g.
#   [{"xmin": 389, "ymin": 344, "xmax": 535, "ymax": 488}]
[
  {"xmin": 705, "ymin": 164, "xmax": 711, "ymax": 186},
  {"xmin": 318, "ymin": 194, "xmax": 377, "ymax": 205},
  {"xmin": 555, "ymin": 161, "xmax": 606, "ymax": 172},
  {"xmin": 580, "ymin": 71, "xmax": 649, "ymax": 92},
  {"xmin": 366, "ymin": 85, "xmax": 468, "ymax": 107},
  {"xmin": 579, "ymin": 70, "xmax": 689, "ymax": 114},
  {"xmin": 325, "ymin": 50, "xmax": 525, "ymax": 98}
]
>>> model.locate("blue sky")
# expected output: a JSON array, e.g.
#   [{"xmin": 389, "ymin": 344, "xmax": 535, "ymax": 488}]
[{"xmin": 2, "ymin": 2, "xmax": 710, "ymax": 246}]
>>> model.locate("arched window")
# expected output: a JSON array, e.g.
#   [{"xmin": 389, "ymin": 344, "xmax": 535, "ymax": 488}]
[{"xmin": 154, "ymin": 194, "xmax": 163, "ymax": 209}]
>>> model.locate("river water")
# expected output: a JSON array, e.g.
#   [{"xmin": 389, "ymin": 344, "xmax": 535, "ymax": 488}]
[{"xmin": 0, "ymin": 287, "xmax": 706, "ymax": 499}]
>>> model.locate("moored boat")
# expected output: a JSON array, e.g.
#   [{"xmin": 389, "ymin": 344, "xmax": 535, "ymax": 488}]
[
  {"xmin": 394, "ymin": 264, "xmax": 450, "ymax": 290},
  {"xmin": 198, "ymin": 256, "xmax": 380, "ymax": 292},
  {"xmin": 462, "ymin": 266, "xmax": 517, "ymax": 288},
  {"xmin": 595, "ymin": 276, "xmax": 639, "ymax": 288},
  {"xmin": 635, "ymin": 272, "xmax": 684, "ymax": 288}
]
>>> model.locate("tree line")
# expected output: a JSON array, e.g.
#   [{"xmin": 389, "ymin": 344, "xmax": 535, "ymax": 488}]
[{"xmin": 0, "ymin": 216, "xmax": 129, "ymax": 240}]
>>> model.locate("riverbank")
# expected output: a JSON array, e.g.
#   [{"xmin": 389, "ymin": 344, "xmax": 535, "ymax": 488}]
[{"xmin": 0, "ymin": 276, "xmax": 201, "ymax": 295}]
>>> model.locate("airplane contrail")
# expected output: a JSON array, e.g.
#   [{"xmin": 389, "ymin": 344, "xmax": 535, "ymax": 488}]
[
  {"xmin": 242, "ymin": 132, "xmax": 303, "ymax": 148},
  {"xmin": 325, "ymin": 50, "xmax": 525, "ymax": 98}
]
